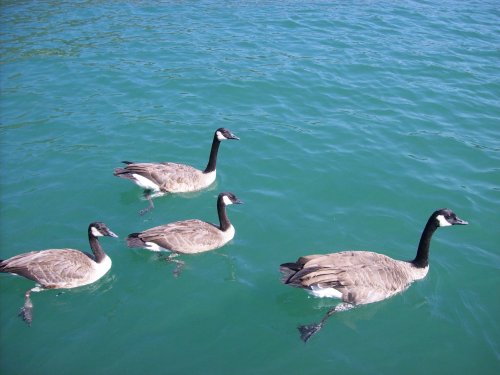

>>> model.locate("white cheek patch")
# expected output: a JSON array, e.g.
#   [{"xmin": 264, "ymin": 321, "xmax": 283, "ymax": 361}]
[
  {"xmin": 91, "ymin": 227, "xmax": 104, "ymax": 237},
  {"xmin": 222, "ymin": 195, "xmax": 233, "ymax": 206},
  {"xmin": 216, "ymin": 131, "xmax": 228, "ymax": 141},
  {"xmin": 436, "ymin": 214, "xmax": 452, "ymax": 227}
]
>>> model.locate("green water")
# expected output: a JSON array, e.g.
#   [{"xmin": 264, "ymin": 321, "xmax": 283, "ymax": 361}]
[{"xmin": 1, "ymin": 1, "xmax": 499, "ymax": 374}]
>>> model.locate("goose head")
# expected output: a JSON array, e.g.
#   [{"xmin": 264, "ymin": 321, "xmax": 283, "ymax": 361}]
[
  {"xmin": 89, "ymin": 222, "xmax": 119, "ymax": 238},
  {"xmin": 216, "ymin": 128, "xmax": 240, "ymax": 141},
  {"xmin": 220, "ymin": 192, "xmax": 243, "ymax": 206},
  {"xmin": 433, "ymin": 208, "xmax": 468, "ymax": 228}
]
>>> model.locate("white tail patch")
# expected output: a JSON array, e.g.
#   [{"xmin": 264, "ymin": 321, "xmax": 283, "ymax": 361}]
[
  {"xmin": 132, "ymin": 174, "xmax": 161, "ymax": 191},
  {"xmin": 144, "ymin": 242, "xmax": 165, "ymax": 252},
  {"xmin": 436, "ymin": 214, "xmax": 452, "ymax": 227},
  {"xmin": 308, "ymin": 285, "xmax": 343, "ymax": 299}
]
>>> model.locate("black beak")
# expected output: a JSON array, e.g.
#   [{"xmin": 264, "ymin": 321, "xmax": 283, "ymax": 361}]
[
  {"xmin": 453, "ymin": 216, "xmax": 468, "ymax": 225},
  {"xmin": 107, "ymin": 229, "xmax": 119, "ymax": 238}
]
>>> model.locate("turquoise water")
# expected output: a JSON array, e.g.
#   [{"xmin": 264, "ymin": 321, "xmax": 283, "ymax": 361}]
[{"xmin": 1, "ymin": 1, "xmax": 499, "ymax": 374}]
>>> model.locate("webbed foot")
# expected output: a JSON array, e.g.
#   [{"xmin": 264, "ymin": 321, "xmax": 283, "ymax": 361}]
[
  {"xmin": 298, "ymin": 323, "xmax": 322, "ymax": 343},
  {"xmin": 159, "ymin": 254, "xmax": 185, "ymax": 277},
  {"xmin": 18, "ymin": 290, "xmax": 34, "ymax": 326},
  {"xmin": 296, "ymin": 303, "xmax": 353, "ymax": 342},
  {"xmin": 172, "ymin": 259, "xmax": 185, "ymax": 278},
  {"xmin": 139, "ymin": 191, "xmax": 155, "ymax": 216}
]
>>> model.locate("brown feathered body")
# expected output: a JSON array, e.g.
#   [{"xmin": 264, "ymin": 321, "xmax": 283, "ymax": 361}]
[
  {"xmin": 113, "ymin": 128, "xmax": 239, "ymax": 195},
  {"xmin": 0, "ymin": 249, "xmax": 112, "ymax": 289},
  {"xmin": 281, "ymin": 251, "xmax": 429, "ymax": 305},
  {"xmin": 127, "ymin": 191, "xmax": 242, "ymax": 255},
  {"xmin": 127, "ymin": 219, "xmax": 235, "ymax": 254},
  {"xmin": 114, "ymin": 162, "xmax": 215, "ymax": 193}
]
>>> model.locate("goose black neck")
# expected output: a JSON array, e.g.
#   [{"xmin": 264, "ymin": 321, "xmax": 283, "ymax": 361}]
[
  {"xmin": 412, "ymin": 217, "xmax": 439, "ymax": 268},
  {"xmin": 217, "ymin": 198, "xmax": 232, "ymax": 232},
  {"xmin": 203, "ymin": 133, "xmax": 221, "ymax": 173},
  {"xmin": 88, "ymin": 230, "xmax": 106, "ymax": 263}
]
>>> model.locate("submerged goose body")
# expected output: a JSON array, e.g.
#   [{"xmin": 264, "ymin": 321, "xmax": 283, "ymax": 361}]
[
  {"xmin": 0, "ymin": 222, "xmax": 118, "ymax": 325},
  {"xmin": 126, "ymin": 192, "xmax": 242, "ymax": 254},
  {"xmin": 114, "ymin": 128, "xmax": 239, "ymax": 195},
  {"xmin": 280, "ymin": 208, "xmax": 468, "ymax": 342}
]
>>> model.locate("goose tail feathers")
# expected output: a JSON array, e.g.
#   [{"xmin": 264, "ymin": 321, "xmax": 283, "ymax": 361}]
[
  {"xmin": 279, "ymin": 263, "xmax": 298, "ymax": 284},
  {"xmin": 126, "ymin": 233, "xmax": 145, "ymax": 248},
  {"xmin": 113, "ymin": 161, "xmax": 135, "ymax": 176},
  {"xmin": 298, "ymin": 323, "xmax": 323, "ymax": 343}
]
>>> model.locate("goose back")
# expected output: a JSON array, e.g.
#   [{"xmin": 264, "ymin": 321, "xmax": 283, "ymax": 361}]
[
  {"xmin": 281, "ymin": 251, "xmax": 428, "ymax": 305},
  {"xmin": 114, "ymin": 162, "xmax": 214, "ymax": 193},
  {"xmin": 128, "ymin": 219, "xmax": 234, "ymax": 254},
  {"xmin": 126, "ymin": 191, "xmax": 242, "ymax": 254},
  {"xmin": 113, "ymin": 128, "xmax": 238, "ymax": 194},
  {"xmin": 0, "ymin": 249, "xmax": 112, "ymax": 289}
]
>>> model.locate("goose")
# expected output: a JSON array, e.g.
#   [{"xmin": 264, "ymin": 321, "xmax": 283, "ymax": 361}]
[
  {"xmin": 0, "ymin": 222, "xmax": 118, "ymax": 326},
  {"xmin": 126, "ymin": 192, "xmax": 242, "ymax": 275},
  {"xmin": 114, "ymin": 128, "xmax": 239, "ymax": 214},
  {"xmin": 280, "ymin": 208, "xmax": 468, "ymax": 343}
]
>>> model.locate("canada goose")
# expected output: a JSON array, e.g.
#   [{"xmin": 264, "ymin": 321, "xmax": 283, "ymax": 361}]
[
  {"xmin": 114, "ymin": 128, "xmax": 239, "ymax": 214},
  {"xmin": 127, "ymin": 191, "xmax": 242, "ymax": 253},
  {"xmin": 127, "ymin": 192, "xmax": 242, "ymax": 275},
  {"xmin": 0, "ymin": 222, "xmax": 118, "ymax": 326},
  {"xmin": 280, "ymin": 208, "xmax": 468, "ymax": 342}
]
